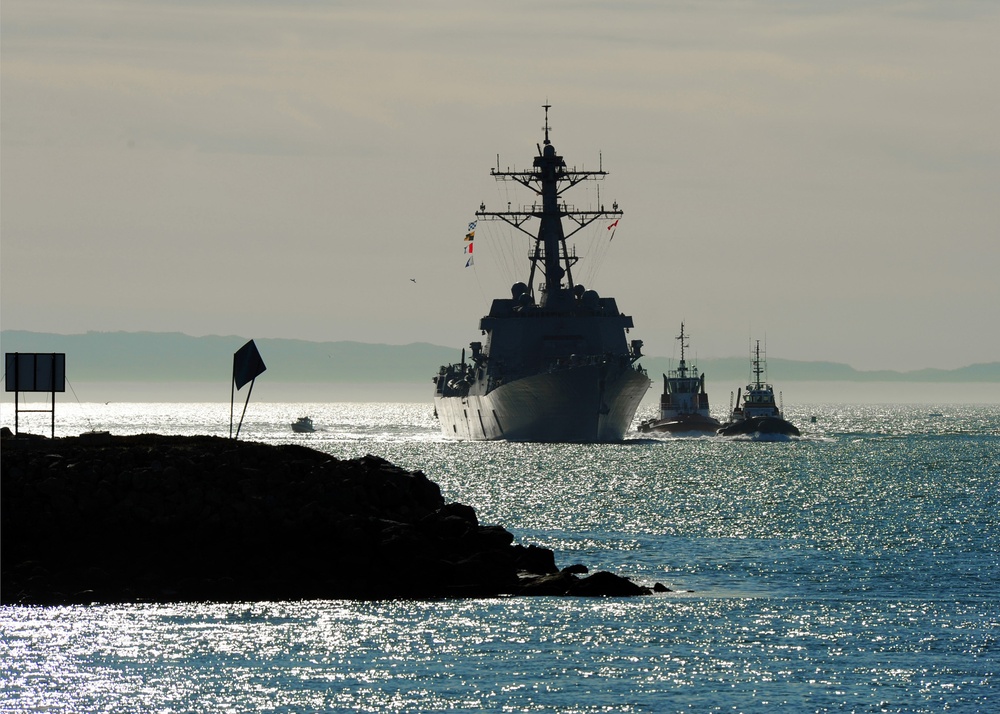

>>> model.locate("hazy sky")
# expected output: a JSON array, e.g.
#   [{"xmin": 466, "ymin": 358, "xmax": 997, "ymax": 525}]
[{"xmin": 2, "ymin": 0, "xmax": 997, "ymax": 371}]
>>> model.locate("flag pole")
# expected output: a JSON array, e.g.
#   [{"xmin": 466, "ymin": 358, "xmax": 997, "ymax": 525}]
[
  {"xmin": 229, "ymin": 375, "xmax": 236, "ymax": 438},
  {"xmin": 235, "ymin": 377, "xmax": 255, "ymax": 440}
]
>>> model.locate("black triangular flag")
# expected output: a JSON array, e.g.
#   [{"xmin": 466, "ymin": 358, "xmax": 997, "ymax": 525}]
[{"xmin": 233, "ymin": 340, "xmax": 266, "ymax": 390}]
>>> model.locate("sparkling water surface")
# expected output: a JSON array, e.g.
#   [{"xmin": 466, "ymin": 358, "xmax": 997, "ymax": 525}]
[{"xmin": 2, "ymin": 402, "xmax": 998, "ymax": 712}]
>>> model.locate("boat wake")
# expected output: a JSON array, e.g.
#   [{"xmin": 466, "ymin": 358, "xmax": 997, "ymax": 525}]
[{"xmin": 716, "ymin": 432, "xmax": 834, "ymax": 443}]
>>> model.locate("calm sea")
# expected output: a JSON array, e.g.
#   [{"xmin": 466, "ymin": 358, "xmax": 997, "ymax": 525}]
[{"xmin": 2, "ymin": 401, "xmax": 998, "ymax": 712}]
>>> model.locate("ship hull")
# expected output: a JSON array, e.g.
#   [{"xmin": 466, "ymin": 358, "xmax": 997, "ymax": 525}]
[
  {"xmin": 638, "ymin": 414, "xmax": 721, "ymax": 435},
  {"xmin": 718, "ymin": 416, "xmax": 800, "ymax": 437},
  {"xmin": 435, "ymin": 365, "xmax": 649, "ymax": 442}
]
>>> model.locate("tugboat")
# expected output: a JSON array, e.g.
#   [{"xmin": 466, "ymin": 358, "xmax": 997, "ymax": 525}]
[
  {"xmin": 433, "ymin": 106, "xmax": 650, "ymax": 442},
  {"xmin": 638, "ymin": 322, "xmax": 720, "ymax": 435},
  {"xmin": 291, "ymin": 416, "xmax": 315, "ymax": 433},
  {"xmin": 718, "ymin": 340, "xmax": 800, "ymax": 437}
]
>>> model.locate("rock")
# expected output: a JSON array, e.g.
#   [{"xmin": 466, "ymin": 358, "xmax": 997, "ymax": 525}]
[
  {"xmin": 517, "ymin": 571, "xmax": 580, "ymax": 595},
  {"xmin": 1, "ymin": 434, "xmax": 652, "ymax": 604},
  {"xmin": 516, "ymin": 569, "xmax": 653, "ymax": 597},
  {"xmin": 438, "ymin": 502, "xmax": 478, "ymax": 526},
  {"xmin": 511, "ymin": 544, "xmax": 558, "ymax": 575},
  {"xmin": 567, "ymin": 571, "xmax": 651, "ymax": 597}
]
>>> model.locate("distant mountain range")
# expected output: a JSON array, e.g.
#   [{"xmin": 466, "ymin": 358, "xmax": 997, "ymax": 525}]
[{"xmin": 2, "ymin": 330, "xmax": 998, "ymax": 385}]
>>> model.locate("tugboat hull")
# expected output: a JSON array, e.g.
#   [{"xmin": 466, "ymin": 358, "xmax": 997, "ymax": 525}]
[
  {"xmin": 639, "ymin": 413, "xmax": 721, "ymax": 435},
  {"xmin": 717, "ymin": 416, "xmax": 800, "ymax": 437},
  {"xmin": 435, "ymin": 364, "xmax": 650, "ymax": 442}
]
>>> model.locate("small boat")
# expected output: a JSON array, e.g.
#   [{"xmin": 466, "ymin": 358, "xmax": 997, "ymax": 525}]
[
  {"xmin": 718, "ymin": 340, "xmax": 800, "ymax": 437},
  {"xmin": 638, "ymin": 322, "xmax": 720, "ymax": 435},
  {"xmin": 291, "ymin": 416, "xmax": 315, "ymax": 433}
]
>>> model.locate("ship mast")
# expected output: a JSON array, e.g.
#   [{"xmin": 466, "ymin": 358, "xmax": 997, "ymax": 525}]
[
  {"xmin": 476, "ymin": 105, "xmax": 623, "ymax": 309},
  {"xmin": 676, "ymin": 322, "xmax": 689, "ymax": 378},
  {"xmin": 752, "ymin": 340, "xmax": 765, "ymax": 388}
]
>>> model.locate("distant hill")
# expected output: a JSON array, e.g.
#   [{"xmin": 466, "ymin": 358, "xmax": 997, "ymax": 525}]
[
  {"xmin": 2, "ymin": 330, "xmax": 998, "ymax": 385},
  {"xmin": 0, "ymin": 331, "xmax": 456, "ymax": 385},
  {"xmin": 640, "ymin": 356, "xmax": 1000, "ymax": 384}
]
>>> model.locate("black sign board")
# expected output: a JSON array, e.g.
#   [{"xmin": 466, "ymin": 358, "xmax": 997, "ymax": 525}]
[{"xmin": 5, "ymin": 352, "xmax": 67, "ymax": 392}]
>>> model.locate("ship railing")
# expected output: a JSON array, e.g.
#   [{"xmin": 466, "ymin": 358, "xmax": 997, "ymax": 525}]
[{"xmin": 547, "ymin": 353, "xmax": 639, "ymax": 372}]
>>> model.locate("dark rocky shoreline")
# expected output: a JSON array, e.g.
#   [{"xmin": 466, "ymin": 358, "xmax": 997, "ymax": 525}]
[{"xmin": 1, "ymin": 431, "xmax": 655, "ymax": 605}]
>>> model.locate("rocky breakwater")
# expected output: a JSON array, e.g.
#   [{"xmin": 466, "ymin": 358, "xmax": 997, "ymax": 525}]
[{"xmin": 1, "ymin": 432, "xmax": 651, "ymax": 604}]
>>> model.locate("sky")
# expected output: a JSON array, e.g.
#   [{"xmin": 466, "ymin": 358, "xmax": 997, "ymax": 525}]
[{"xmin": 2, "ymin": 0, "xmax": 998, "ymax": 372}]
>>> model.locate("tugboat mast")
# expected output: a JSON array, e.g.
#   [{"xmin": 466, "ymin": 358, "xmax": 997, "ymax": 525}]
[
  {"xmin": 677, "ymin": 322, "xmax": 689, "ymax": 378},
  {"xmin": 476, "ymin": 104, "xmax": 623, "ymax": 309},
  {"xmin": 752, "ymin": 340, "xmax": 766, "ymax": 388}
]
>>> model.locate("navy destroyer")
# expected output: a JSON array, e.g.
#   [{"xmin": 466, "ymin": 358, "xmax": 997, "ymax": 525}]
[
  {"xmin": 433, "ymin": 107, "xmax": 650, "ymax": 442},
  {"xmin": 638, "ymin": 322, "xmax": 721, "ymax": 435}
]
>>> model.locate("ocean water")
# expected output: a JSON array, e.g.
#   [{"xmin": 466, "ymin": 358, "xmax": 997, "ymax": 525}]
[{"xmin": 1, "ymin": 401, "xmax": 998, "ymax": 712}]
